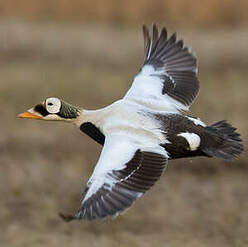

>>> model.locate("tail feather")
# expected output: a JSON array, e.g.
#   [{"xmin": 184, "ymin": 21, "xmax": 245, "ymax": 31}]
[{"xmin": 203, "ymin": 120, "xmax": 244, "ymax": 161}]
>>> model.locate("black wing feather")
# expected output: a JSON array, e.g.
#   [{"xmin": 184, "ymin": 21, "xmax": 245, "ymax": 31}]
[
  {"xmin": 61, "ymin": 150, "xmax": 167, "ymax": 221},
  {"xmin": 143, "ymin": 24, "xmax": 199, "ymax": 107}
]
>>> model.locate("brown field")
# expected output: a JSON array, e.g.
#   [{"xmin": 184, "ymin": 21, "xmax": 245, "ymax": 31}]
[
  {"xmin": 0, "ymin": 0, "xmax": 248, "ymax": 27},
  {"xmin": 0, "ymin": 20, "xmax": 247, "ymax": 247}
]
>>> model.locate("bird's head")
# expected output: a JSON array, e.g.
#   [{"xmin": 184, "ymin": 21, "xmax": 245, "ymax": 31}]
[{"xmin": 18, "ymin": 97, "xmax": 81, "ymax": 122}]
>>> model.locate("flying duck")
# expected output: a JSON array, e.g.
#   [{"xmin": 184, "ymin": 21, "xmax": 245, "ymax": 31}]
[{"xmin": 18, "ymin": 25, "xmax": 244, "ymax": 221}]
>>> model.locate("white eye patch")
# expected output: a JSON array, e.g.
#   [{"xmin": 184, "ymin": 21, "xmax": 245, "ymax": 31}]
[{"xmin": 45, "ymin": 97, "xmax": 61, "ymax": 114}]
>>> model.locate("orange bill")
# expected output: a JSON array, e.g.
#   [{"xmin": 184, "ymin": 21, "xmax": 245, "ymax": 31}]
[{"xmin": 18, "ymin": 111, "xmax": 41, "ymax": 119}]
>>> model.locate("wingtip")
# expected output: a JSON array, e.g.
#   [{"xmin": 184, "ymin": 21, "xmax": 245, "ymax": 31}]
[
  {"xmin": 170, "ymin": 32, "xmax": 177, "ymax": 42},
  {"xmin": 59, "ymin": 212, "xmax": 77, "ymax": 222},
  {"xmin": 152, "ymin": 23, "xmax": 159, "ymax": 42},
  {"xmin": 151, "ymin": 23, "xmax": 158, "ymax": 31},
  {"xmin": 160, "ymin": 26, "xmax": 168, "ymax": 39},
  {"xmin": 142, "ymin": 24, "xmax": 149, "ymax": 39}
]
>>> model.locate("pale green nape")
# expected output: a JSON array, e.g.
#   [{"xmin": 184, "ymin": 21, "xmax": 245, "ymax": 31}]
[{"xmin": 58, "ymin": 100, "xmax": 81, "ymax": 119}]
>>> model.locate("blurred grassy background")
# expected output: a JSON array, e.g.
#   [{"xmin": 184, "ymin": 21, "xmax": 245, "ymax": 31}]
[{"xmin": 0, "ymin": 1, "xmax": 247, "ymax": 247}]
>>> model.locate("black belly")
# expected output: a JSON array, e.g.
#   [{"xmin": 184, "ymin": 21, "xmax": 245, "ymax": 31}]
[
  {"xmin": 161, "ymin": 142, "xmax": 207, "ymax": 159},
  {"xmin": 155, "ymin": 113, "xmax": 210, "ymax": 160}
]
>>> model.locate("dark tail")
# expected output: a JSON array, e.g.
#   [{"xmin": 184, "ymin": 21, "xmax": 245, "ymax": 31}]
[{"xmin": 203, "ymin": 120, "xmax": 244, "ymax": 161}]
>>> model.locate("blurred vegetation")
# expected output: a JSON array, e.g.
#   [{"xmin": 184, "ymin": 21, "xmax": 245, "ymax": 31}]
[
  {"xmin": 0, "ymin": 1, "xmax": 247, "ymax": 246},
  {"xmin": 0, "ymin": 0, "xmax": 248, "ymax": 27}
]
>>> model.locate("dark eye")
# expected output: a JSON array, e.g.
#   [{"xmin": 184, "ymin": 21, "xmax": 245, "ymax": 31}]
[{"xmin": 48, "ymin": 102, "xmax": 53, "ymax": 106}]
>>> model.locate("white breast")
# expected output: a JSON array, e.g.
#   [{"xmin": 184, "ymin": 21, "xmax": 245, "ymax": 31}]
[{"xmin": 103, "ymin": 101, "xmax": 168, "ymax": 145}]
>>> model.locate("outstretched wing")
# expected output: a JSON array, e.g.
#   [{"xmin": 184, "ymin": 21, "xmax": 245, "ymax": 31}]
[
  {"xmin": 60, "ymin": 135, "xmax": 167, "ymax": 221},
  {"xmin": 124, "ymin": 24, "xmax": 199, "ymax": 112}
]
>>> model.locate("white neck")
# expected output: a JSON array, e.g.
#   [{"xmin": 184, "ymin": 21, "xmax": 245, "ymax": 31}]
[{"xmin": 73, "ymin": 108, "xmax": 108, "ymax": 128}]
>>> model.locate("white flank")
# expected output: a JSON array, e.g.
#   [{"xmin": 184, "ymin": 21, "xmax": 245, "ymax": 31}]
[
  {"xmin": 177, "ymin": 132, "xmax": 201, "ymax": 151},
  {"xmin": 186, "ymin": 116, "xmax": 206, "ymax": 127}
]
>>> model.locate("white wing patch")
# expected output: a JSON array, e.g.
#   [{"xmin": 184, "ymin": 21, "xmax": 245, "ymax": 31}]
[
  {"xmin": 124, "ymin": 65, "xmax": 188, "ymax": 113},
  {"xmin": 83, "ymin": 135, "xmax": 138, "ymax": 201},
  {"xmin": 186, "ymin": 116, "xmax": 206, "ymax": 127},
  {"xmin": 125, "ymin": 65, "xmax": 164, "ymax": 100},
  {"xmin": 177, "ymin": 132, "xmax": 201, "ymax": 151},
  {"xmin": 83, "ymin": 134, "xmax": 167, "ymax": 202},
  {"xmin": 67, "ymin": 133, "xmax": 168, "ymax": 221},
  {"xmin": 124, "ymin": 25, "xmax": 199, "ymax": 113}
]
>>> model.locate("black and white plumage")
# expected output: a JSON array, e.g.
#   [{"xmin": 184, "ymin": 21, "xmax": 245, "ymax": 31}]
[
  {"xmin": 73, "ymin": 149, "xmax": 167, "ymax": 220},
  {"xmin": 19, "ymin": 25, "xmax": 243, "ymax": 221},
  {"xmin": 124, "ymin": 25, "xmax": 199, "ymax": 112}
]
